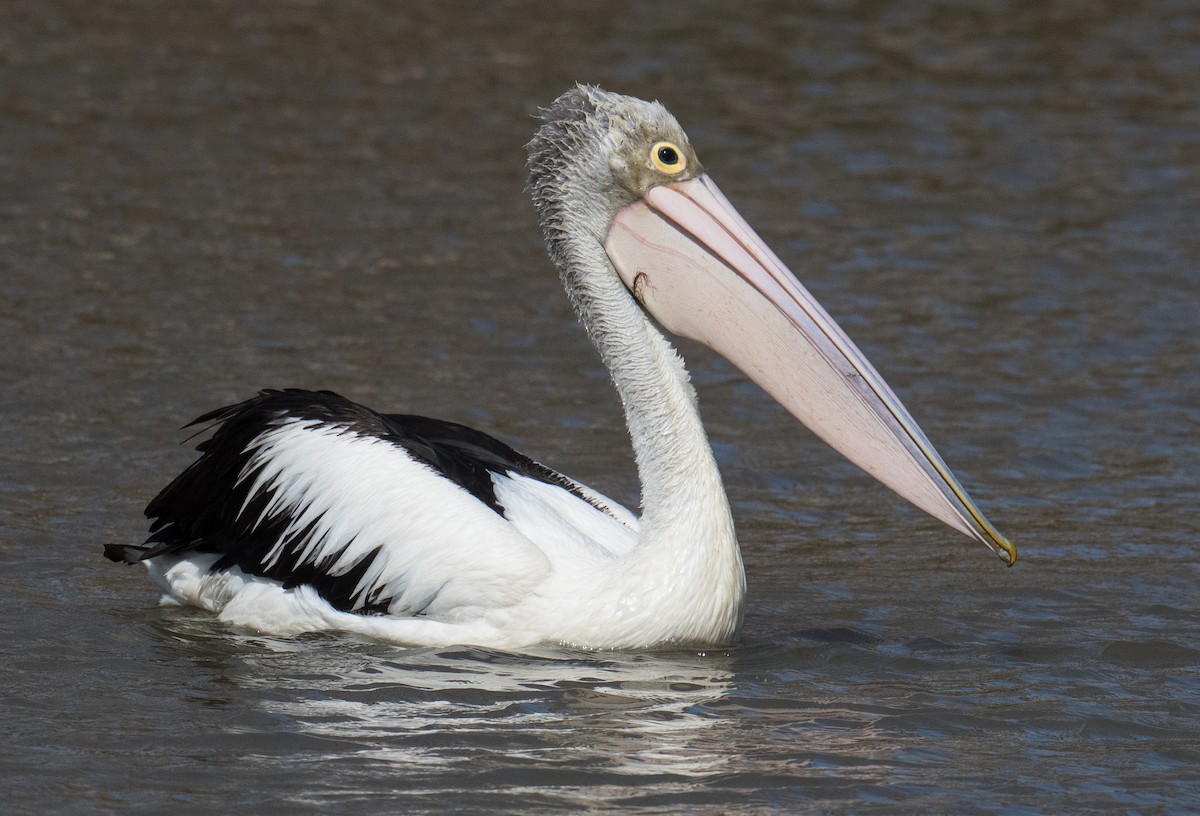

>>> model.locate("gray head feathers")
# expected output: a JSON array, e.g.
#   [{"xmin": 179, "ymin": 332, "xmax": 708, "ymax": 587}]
[{"xmin": 527, "ymin": 85, "xmax": 702, "ymax": 276}]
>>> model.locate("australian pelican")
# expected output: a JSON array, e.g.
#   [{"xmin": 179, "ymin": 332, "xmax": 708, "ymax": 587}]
[{"xmin": 106, "ymin": 86, "xmax": 1015, "ymax": 649}]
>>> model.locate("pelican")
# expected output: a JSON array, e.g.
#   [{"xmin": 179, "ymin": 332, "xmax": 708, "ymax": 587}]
[{"xmin": 105, "ymin": 86, "xmax": 1015, "ymax": 649}]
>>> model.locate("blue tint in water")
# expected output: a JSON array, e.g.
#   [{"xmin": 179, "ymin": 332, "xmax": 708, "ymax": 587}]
[{"xmin": 3, "ymin": 1, "xmax": 1199, "ymax": 814}]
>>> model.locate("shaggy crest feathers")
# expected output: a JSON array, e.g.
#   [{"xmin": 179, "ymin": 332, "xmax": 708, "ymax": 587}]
[{"xmin": 526, "ymin": 84, "xmax": 698, "ymax": 277}]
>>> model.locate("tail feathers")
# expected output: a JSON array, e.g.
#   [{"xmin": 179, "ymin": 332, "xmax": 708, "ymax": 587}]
[{"xmin": 104, "ymin": 543, "xmax": 151, "ymax": 564}]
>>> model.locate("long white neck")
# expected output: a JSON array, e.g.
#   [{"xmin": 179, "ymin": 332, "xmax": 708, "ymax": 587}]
[{"xmin": 569, "ymin": 238, "xmax": 746, "ymax": 644}]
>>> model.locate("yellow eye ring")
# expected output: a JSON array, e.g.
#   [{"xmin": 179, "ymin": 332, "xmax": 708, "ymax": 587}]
[{"xmin": 650, "ymin": 141, "xmax": 687, "ymax": 175}]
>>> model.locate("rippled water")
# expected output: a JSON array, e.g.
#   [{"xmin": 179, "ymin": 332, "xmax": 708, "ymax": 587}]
[{"xmin": 3, "ymin": 1, "xmax": 1199, "ymax": 813}]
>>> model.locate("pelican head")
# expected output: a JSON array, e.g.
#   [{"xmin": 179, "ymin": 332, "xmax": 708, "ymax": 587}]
[{"xmin": 528, "ymin": 85, "xmax": 1015, "ymax": 566}]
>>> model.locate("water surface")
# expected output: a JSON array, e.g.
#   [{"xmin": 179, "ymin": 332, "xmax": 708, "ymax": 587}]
[{"xmin": 2, "ymin": 1, "xmax": 1198, "ymax": 813}]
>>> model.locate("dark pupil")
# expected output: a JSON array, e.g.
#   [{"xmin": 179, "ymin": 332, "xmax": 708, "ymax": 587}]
[{"xmin": 657, "ymin": 145, "xmax": 679, "ymax": 165}]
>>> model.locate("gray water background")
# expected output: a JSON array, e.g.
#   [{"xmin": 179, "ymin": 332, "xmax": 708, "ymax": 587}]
[{"xmin": 2, "ymin": 1, "xmax": 1198, "ymax": 813}]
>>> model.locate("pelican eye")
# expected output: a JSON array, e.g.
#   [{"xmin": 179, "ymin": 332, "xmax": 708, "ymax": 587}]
[{"xmin": 650, "ymin": 141, "xmax": 687, "ymax": 175}]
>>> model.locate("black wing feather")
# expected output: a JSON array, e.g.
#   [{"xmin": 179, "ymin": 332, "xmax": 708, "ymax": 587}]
[{"xmin": 105, "ymin": 389, "xmax": 610, "ymax": 615}]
